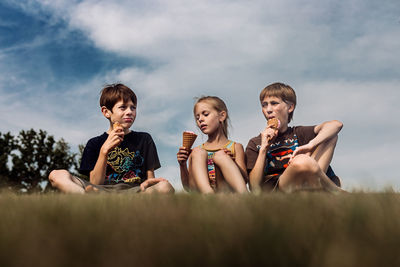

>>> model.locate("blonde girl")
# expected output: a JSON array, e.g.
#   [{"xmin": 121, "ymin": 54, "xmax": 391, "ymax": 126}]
[{"xmin": 177, "ymin": 96, "xmax": 248, "ymax": 193}]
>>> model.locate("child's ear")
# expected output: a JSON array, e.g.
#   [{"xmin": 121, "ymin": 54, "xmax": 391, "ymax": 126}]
[
  {"xmin": 288, "ymin": 103, "xmax": 295, "ymax": 113},
  {"xmin": 101, "ymin": 106, "xmax": 111, "ymax": 118},
  {"xmin": 219, "ymin": 110, "xmax": 227, "ymax": 122}
]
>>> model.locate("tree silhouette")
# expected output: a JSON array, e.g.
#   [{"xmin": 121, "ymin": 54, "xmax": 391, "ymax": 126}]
[{"xmin": 0, "ymin": 129, "xmax": 78, "ymax": 193}]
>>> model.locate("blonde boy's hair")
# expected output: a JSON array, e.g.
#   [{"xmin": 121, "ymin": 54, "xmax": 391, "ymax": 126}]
[
  {"xmin": 194, "ymin": 96, "xmax": 230, "ymax": 137},
  {"xmin": 259, "ymin": 82, "xmax": 297, "ymax": 123}
]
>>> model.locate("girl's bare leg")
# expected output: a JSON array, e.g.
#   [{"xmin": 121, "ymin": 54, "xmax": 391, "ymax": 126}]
[
  {"xmin": 189, "ymin": 147, "xmax": 214, "ymax": 194},
  {"xmin": 213, "ymin": 150, "xmax": 248, "ymax": 193}
]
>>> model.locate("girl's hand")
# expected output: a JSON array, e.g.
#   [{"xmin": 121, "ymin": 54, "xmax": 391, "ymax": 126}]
[
  {"xmin": 177, "ymin": 146, "xmax": 190, "ymax": 165},
  {"xmin": 222, "ymin": 148, "xmax": 235, "ymax": 159}
]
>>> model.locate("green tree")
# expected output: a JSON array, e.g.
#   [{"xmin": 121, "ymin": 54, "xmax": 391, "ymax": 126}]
[
  {"xmin": 8, "ymin": 129, "xmax": 77, "ymax": 193},
  {"xmin": 0, "ymin": 132, "xmax": 16, "ymax": 187}
]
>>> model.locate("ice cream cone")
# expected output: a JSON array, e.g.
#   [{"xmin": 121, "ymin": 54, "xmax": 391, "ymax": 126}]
[
  {"xmin": 183, "ymin": 131, "xmax": 197, "ymax": 150},
  {"xmin": 113, "ymin": 121, "xmax": 122, "ymax": 130},
  {"xmin": 268, "ymin": 118, "xmax": 280, "ymax": 130}
]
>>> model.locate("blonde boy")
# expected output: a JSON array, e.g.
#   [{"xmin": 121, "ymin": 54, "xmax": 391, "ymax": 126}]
[{"xmin": 245, "ymin": 82, "xmax": 343, "ymax": 193}]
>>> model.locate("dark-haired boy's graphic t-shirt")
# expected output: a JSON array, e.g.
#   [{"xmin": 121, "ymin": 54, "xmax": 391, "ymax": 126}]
[
  {"xmin": 79, "ymin": 131, "xmax": 161, "ymax": 185},
  {"xmin": 245, "ymin": 126, "xmax": 337, "ymax": 189}
]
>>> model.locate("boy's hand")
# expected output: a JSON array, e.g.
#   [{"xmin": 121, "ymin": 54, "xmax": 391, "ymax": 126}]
[
  {"xmin": 101, "ymin": 128, "xmax": 124, "ymax": 155},
  {"xmin": 177, "ymin": 146, "xmax": 190, "ymax": 165},
  {"xmin": 260, "ymin": 125, "xmax": 278, "ymax": 150},
  {"xmin": 140, "ymin": 178, "xmax": 167, "ymax": 192},
  {"xmin": 289, "ymin": 143, "xmax": 314, "ymax": 164}
]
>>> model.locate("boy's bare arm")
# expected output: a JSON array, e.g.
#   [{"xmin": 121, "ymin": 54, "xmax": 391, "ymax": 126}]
[
  {"xmin": 89, "ymin": 129, "xmax": 124, "ymax": 185},
  {"xmin": 249, "ymin": 125, "xmax": 278, "ymax": 192},
  {"xmin": 292, "ymin": 120, "xmax": 343, "ymax": 158}
]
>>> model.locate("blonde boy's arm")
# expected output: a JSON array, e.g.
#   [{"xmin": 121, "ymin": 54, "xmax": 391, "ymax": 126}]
[
  {"xmin": 292, "ymin": 120, "xmax": 343, "ymax": 158},
  {"xmin": 248, "ymin": 147, "xmax": 267, "ymax": 194}
]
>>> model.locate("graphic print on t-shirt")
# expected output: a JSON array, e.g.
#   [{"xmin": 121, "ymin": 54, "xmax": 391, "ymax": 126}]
[
  {"xmin": 105, "ymin": 147, "xmax": 144, "ymax": 184},
  {"xmin": 264, "ymin": 135, "xmax": 299, "ymax": 176}
]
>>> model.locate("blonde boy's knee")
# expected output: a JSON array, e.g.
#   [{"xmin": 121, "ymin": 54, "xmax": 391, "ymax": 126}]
[{"xmin": 289, "ymin": 155, "xmax": 319, "ymax": 175}]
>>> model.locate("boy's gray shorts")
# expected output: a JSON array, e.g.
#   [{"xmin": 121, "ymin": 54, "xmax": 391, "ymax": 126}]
[{"xmin": 74, "ymin": 176, "xmax": 141, "ymax": 193}]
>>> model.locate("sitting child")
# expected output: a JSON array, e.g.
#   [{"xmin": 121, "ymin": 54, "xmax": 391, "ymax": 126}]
[
  {"xmin": 177, "ymin": 96, "xmax": 248, "ymax": 193},
  {"xmin": 245, "ymin": 82, "xmax": 344, "ymax": 193},
  {"xmin": 49, "ymin": 83, "xmax": 174, "ymax": 194}
]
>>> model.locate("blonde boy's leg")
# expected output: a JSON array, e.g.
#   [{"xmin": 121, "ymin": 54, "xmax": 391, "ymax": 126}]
[
  {"xmin": 278, "ymin": 155, "xmax": 343, "ymax": 193},
  {"xmin": 48, "ymin": 169, "xmax": 85, "ymax": 194},
  {"xmin": 189, "ymin": 147, "xmax": 214, "ymax": 194},
  {"xmin": 213, "ymin": 150, "xmax": 248, "ymax": 193},
  {"xmin": 311, "ymin": 136, "xmax": 338, "ymax": 173}
]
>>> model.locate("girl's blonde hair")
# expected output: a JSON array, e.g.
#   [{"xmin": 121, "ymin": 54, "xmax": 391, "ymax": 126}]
[{"xmin": 193, "ymin": 96, "xmax": 230, "ymax": 137}]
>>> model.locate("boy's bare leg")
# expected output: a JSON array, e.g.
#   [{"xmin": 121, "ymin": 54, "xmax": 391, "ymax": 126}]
[
  {"xmin": 213, "ymin": 150, "xmax": 248, "ymax": 193},
  {"xmin": 48, "ymin": 170, "xmax": 85, "ymax": 194},
  {"xmin": 142, "ymin": 181, "xmax": 175, "ymax": 194},
  {"xmin": 279, "ymin": 155, "xmax": 344, "ymax": 193},
  {"xmin": 311, "ymin": 136, "xmax": 338, "ymax": 173},
  {"xmin": 189, "ymin": 147, "xmax": 214, "ymax": 193}
]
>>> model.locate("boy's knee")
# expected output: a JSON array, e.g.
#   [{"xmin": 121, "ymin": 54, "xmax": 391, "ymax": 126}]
[
  {"xmin": 48, "ymin": 169, "xmax": 70, "ymax": 185},
  {"xmin": 289, "ymin": 155, "xmax": 319, "ymax": 176},
  {"xmin": 153, "ymin": 180, "xmax": 175, "ymax": 194}
]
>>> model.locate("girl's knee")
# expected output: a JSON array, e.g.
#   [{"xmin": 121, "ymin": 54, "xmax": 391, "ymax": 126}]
[{"xmin": 191, "ymin": 147, "xmax": 207, "ymax": 159}]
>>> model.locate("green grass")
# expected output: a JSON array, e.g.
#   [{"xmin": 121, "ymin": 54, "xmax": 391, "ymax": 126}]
[{"xmin": 1, "ymin": 192, "xmax": 400, "ymax": 267}]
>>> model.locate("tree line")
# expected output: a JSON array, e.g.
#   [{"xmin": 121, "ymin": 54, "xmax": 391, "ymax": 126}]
[{"xmin": 0, "ymin": 129, "xmax": 83, "ymax": 193}]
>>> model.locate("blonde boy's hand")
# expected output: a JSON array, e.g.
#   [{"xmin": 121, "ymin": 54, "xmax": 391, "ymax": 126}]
[
  {"xmin": 289, "ymin": 143, "xmax": 314, "ymax": 164},
  {"xmin": 140, "ymin": 178, "xmax": 167, "ymax": 192},
  {"xmin": 260, "ymin": 125, "xmax": 278, "ymax": 150},
  {"xmin": 177, "ymin": 146, "xmax": 190, "ymax": 165}
]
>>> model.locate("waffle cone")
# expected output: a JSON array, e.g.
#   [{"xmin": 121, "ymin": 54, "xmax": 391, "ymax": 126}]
[
  {"xmin": 182, "ymin": 131, "xmax": 197, "ymax": 150},
  {"xmin": 268, "ymin": 118, "xmax": 280, "ymax": 130}
]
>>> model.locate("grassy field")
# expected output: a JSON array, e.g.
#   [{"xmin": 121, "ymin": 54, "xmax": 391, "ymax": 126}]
[{"xmin": 0, "ymin": 192, "xmax": 400, "ymax": 267}]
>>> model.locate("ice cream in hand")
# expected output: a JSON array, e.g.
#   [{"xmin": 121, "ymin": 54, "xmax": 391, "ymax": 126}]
[
  {"xmin": 268, "ymin": 118, "xmax": 281, "ymax": 130},
  {"xmin": 113, "ymin": 122, "xmax": 122, "ymax": 131},
  {"xmin": 183, "ymin": 131, "xmax": 197, "ymax": 150}
]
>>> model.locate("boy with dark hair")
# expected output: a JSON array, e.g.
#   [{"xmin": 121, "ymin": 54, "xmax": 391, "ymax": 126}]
[
  {"xmin": 49, "ymin": 83, "xmax": 174, "ymax": 194},
  {"xmin": 245, "ymin": 82, "xmax": 343, "ymax": 193}
]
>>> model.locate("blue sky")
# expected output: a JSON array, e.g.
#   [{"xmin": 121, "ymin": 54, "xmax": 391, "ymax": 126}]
[{"xmin": 1, "ymin": 0, "xmax": 399, "ymax": 190}]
